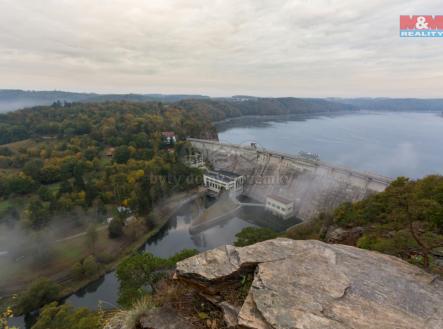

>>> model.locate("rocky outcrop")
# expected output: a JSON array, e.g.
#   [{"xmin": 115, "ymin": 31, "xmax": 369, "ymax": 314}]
[
  {"xmin": 105, "ymin": 307, "xmax": 193, "ymax": 329},
  {"xmin": 325, "ymin": 226, "xmax": 364, "ymax": 245},
  {"xmin": 176, "ymin": 238, "xmax": 443, "ymax": 329},
  {"xmin": 139, "ymin": 308, "xmax": 194, "ymax": 329}
]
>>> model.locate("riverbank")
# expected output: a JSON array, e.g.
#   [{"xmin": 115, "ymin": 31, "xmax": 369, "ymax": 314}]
[{"xmin": 0, "ymin": 188, "xmax": 203, "ymax": 315}]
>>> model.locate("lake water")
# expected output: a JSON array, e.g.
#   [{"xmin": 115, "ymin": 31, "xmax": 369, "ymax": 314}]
[
  {"xmin": 10, "ymin": 111, "xmax": 443, "ymax": 328},
  {"xmin": 217, "ymin": 111, "xmax": 443, "ymax": 179}
]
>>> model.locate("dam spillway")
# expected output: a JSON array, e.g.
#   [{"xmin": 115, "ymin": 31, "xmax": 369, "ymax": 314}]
[{"xmin": 187, "ymin": 138, "xmax": 392, "ymax": 221}]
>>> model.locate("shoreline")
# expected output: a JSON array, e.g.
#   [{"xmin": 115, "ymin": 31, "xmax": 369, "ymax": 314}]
[
  {"xmin": 213, "ymin": 110, "xmax": 359, "ymax": 126},
  {"xmin": 213, "ymin": 109, "xmax": 443, "ymax": 127}
]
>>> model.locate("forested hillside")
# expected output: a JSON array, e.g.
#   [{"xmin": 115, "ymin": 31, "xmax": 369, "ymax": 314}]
[
  {"xmin": 0, "ymin": 101, "xmax": 215, "ymax": 145},
  {"xmin": 0, "ymin": 90, "xmax": 209, "ymax": 112},
  {"xmin": 177, "ymin": 97, "xmax": 357, "ymax": 121},
  {"xmin": 0, "ymin": 101, "xmax": 214, "ymax": 303},
  {"xmin": 288, "ymin": 175, "xmax": 443, "ymax": 272},
  {"xmin": 0, "ymin": 101, "xmax": 215, "ymax": 223}
]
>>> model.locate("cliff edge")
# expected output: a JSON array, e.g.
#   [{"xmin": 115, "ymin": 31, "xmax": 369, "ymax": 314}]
[{"xmin": 175, "ymin": 238, "xmax": 443, "ymax": 329}]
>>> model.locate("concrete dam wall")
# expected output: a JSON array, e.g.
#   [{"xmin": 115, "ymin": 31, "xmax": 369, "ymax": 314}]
[{"xmin": 188, "ymin": 138, "xmax": 392, "ymax": 221}]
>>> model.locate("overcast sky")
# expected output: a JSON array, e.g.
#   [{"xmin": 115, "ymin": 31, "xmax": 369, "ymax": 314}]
[{"xmin": 0, "ymin": 0, "xmax": 441, "ymax": 97}]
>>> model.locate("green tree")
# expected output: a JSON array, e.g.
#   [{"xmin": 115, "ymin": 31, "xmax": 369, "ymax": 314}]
[
  {"xmin": 116, "ymin": 249, "xmax": 197, "ymax": 307},
  {"xmin": 114, "ymin": 146, "xmax": 130, "ymax": 164},
  {"xmin": 73, "ymin": 256, "xmax": 100, "ymax": 280},
  {"xmin": 26, "ymin": 199, "xmax": 50, "ymax": 229},
  {"xmin": 37, "ymin": 186, "xmax": 53, "ymax": 202},
  {"xmin": 83, "ymin": 147, "xmax": 97, "ymax": 161},
  {"xmin": 82, "ymin": 255, "xmax": 100, "ymax": 277},
  {"xmin": 385, "ymin": 178, "xmax": 443, "ymax": 268},
  {"xmin": 108, "ymin": 218, "xmax": 124, "ymax": 239},
  {"xmin": 133, "ymin": 176, "xmax": 152, "ymax": 215},
  {"xmin": 16, "ymin": 278, "xmax": 61, "ymax": 314},
  {"xmin": 23, "ymin": 159, "xmax": 44, "ymax": 180},
  {"xmin": 2, "ymin": 173, "xmax": 36, "ymax": 196},
  {"xmin": 32, "ymin": 302, "xmax": 103, "ymax": 329},
  {"xmin": 39, "ymin": 165, "xmax": 61, "ymax": 184}
]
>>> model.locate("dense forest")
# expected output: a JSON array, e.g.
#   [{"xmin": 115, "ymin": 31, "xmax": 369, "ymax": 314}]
[
  {"xmin": 0, "ymin": 101, "xmax": 218, "ymax": 230},
  {"xmin": 0, "ymin": 101, "xmax": 217, "ymax": 144},
  {"xmin": 176, "ymin": 97, "xmax": 357, "ymax": 122}
]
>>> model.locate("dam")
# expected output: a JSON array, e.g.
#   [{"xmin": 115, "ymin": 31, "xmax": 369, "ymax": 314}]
[{"xmin": 187, "ymin": 138, "xmax": 392, "ymax": 220}]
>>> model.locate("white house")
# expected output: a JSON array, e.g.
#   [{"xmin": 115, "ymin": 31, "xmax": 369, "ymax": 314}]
[
  {"xmin": 265, "ymin": 194, "xmax": 294, "ymax": 219},
  {"xmin": 161, "ymin": 131, "xmax": 177, "ymax": 144},
  {"xmin": 203, "ymin": 170, "xmax": 244, "ymax": 194}
]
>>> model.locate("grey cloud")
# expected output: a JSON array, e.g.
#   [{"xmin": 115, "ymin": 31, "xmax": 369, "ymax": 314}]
[{"xmin": 0, "ymin": 0, "xmax": 441, "ymax": 96}]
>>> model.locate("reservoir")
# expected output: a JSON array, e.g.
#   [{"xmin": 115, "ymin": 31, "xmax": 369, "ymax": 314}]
[{"xmin": 217, "ymin": 111, "xmax": 443, "ymax": 179}]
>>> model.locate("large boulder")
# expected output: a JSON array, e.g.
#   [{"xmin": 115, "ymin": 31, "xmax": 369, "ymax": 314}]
[{"xmin": 176, "ymin": 238, "xmax": 443, "ymax": 329}]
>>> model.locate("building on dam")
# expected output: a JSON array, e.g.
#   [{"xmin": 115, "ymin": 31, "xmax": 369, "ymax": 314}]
[
  {"xmin": 203, "ymin": 170, "xmax": 244, "ymax": 194},
  {"xmin": 265, "ymin": 194, "xmax": 295, "ymax": 219}
]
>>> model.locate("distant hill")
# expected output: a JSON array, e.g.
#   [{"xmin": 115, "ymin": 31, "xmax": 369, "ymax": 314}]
[
  {"xmin": 0, "ymin": 90, "xmax": 93, "ymax": 112},
  {"xmin": 176, "ymin": 97, "xmax": 357, "ymax": 121},
  {"xmin": 0, "ymin": 89, "xmax": 209, "ymax": 112},
  {"xmin": 330, "ymin": 98, "xmax": 443, "ymax": 112},
  {"xmin": 2, "ymin": 90, "xmax": 443, "ymax": 114}
]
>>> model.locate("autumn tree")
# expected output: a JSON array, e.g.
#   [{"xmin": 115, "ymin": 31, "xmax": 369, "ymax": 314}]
[{"xmin": 32, "ymin": 302, "xmax": 103, "ymax": 329}]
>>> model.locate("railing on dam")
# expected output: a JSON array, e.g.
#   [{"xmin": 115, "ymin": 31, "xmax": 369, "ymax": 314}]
[{"xmin": 187, "ymin": 138, "xmax": 393, "ymax": 186}]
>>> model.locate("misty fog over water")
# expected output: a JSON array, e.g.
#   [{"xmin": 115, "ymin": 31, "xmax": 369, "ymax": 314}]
[
  {"xmin": 9, "ymin": 198, "xmax": 297, "ymax": 329},
  {"xmin": 217, "ymin": 111, "xmax": 443, "ymax": 179}
]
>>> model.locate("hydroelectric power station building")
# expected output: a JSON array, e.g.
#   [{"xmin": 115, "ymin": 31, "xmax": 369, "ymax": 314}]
[
  {"xmin": 203, "ymin": 170, "xmax": 244, "ymax": 194},
  {"xmin": 265, "ymin": 194, "xmax": 294, "ymax": 219}
]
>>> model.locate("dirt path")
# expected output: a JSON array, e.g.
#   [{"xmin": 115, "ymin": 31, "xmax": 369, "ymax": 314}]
[{"xmin": 54, "ymin": 225, "xmax": 108, "ymax": 243}]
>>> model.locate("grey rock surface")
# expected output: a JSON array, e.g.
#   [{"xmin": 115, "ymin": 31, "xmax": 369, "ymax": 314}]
[
  {"xmin": 140, "ymin": 308, "xmax": 192, "ymax": 329},
  {"xmin": 139, "ymin": 307, "xmax": 194, "ymax": 329},
  {"xmin": 325, "ymin": 226, "xmax": 364, "ymax": 244},
  {"xmin": 176, "ymin": 238, "xmax": 443, "ymax": 329},
  {"xmin": 105, "ymin": 307, "xmax": 193, "ymax": 329}
]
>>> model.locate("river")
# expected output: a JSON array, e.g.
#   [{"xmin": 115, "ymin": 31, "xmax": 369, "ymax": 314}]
[
  {"xmin": 10, "ymin": 110, "xmax": 443, "ymax": 328},
  {"xmin": 11, "ymin": 198, "xmax": 298, "ymax": 328}
]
